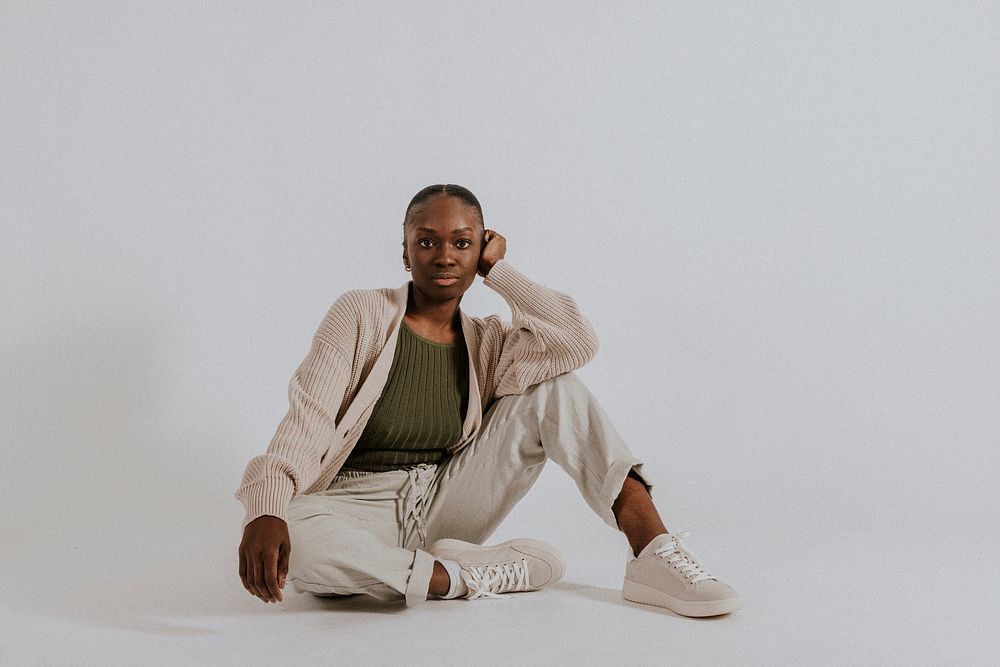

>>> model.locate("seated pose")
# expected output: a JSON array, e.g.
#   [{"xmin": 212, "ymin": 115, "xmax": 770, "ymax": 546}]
[{"xmin": 235, "ymin": 184, "xmax": 742, "ymax": 616}]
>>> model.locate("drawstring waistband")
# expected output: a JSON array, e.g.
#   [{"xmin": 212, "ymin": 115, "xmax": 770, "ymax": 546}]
[
  {"xmin": 403, "ymin": 464, "xmax": 437, "ymax": 549},
  {"xmin": 334, "ymin": 468, "xmax": 380, "ymax": 479},
  {"xmin": 329, "ymin": 464, "xmax": 438, "ymax": 549}
]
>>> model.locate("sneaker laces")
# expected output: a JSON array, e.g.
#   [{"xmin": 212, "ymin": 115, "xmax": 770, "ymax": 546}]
[
  {"xmin": 653, "ymin": 531, "xmax": 717, "ymax": 584},
  {"xmin": 462, "ymin": 558, "xmax": 531, "ymax": 599}
]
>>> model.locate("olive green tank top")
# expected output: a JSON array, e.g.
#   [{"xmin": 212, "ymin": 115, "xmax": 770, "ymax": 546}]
[{"xmin": 341, "ymin": 320, "xmax": 469, "ymax": 472}]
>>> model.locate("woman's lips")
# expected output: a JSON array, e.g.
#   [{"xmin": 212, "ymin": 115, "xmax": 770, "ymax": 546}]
[{"xmin": 432, "ymin": 277, "xmax": 459, "ymax": 286}]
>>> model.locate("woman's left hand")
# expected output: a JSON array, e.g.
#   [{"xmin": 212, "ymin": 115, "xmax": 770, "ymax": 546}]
[{"xmin": 478, "ymin": 229, "xmax": 507, "ymax": 278}]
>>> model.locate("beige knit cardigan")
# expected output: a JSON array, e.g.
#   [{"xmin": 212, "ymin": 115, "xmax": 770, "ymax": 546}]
[{"xmin": 234, "ymin": 258, "xmax": 600, "ymax": 528}]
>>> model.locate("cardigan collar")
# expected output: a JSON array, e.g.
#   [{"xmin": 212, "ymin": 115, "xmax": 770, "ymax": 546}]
[{"xmin": 381, "ymin": 280, "xmax": 483, "ymax": 448}]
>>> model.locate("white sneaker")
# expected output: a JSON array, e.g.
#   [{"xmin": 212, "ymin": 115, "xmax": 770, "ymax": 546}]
[
  {"xmin": 623, "ymin": 531, "xmax": 742, "ymax": 617},
  {"xmin": 429, "ymin": 538, "xmax": 565, "ymax": 600}
]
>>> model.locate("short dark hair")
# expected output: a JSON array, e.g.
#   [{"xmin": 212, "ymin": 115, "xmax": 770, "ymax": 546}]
[{"xmin": 402, "ymin": 184, "xmax": 485, "ymax": 233}]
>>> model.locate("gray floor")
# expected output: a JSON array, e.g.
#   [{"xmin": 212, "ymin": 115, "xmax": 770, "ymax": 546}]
[{"xmin": 5, "ymin": 464, "xmax": 997, "ymax": 666}]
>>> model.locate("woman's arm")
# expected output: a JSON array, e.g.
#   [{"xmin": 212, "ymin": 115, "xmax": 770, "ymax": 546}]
[
  {"xmin": 234, "ymin": 294, "xmax": 357, "ymax": 528},
  {"xmin": 234, "ymin": 337, "xmax": 352, "ymax": 527},
  {"xmin": 481, "ymin": 257, "xmax": 600, "ymax": 397},
  {"xmin": 235, "ymin": 295, "xmax": 357, "ymax": 604}
]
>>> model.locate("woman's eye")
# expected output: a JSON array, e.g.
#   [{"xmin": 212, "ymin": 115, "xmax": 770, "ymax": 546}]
[
  {"xmin": 418, "ymin": 239, "xmax": 433, "ymax": 247},
  {"xmin": 457, "ymin": 240, "xmax": 472, "ymax": 248}
]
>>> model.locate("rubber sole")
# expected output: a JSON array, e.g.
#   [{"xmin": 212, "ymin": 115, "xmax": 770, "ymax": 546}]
[{"xmin": 622, "ymin": 579, "xmax": 743, "ymax": 617}]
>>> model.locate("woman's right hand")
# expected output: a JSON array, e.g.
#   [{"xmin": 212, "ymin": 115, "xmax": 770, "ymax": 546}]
[{"xmin": 238, "ymin": 515, "xmax": 291, "ymax": 603}]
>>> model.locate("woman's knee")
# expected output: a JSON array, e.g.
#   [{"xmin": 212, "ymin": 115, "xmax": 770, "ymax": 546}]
[
  {"xmin": 527, "ymin": 371, "xmax": 594, "ymax": 407},
  {"xmin": 544, "ymin": 369, "xmax": 581, "ymax": 385}
]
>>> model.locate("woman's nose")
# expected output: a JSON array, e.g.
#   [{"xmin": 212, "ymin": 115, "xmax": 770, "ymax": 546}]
[{"xmin": 434, "ymin": 249, "xmax": 457, "ymax": 265}]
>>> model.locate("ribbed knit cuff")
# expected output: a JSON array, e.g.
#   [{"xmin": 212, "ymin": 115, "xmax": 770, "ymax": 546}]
[
  {"xmin": 482, "ymin": 258, "xmax": 533, "ymax": 300},
  {"xmin": 238, "ymin": 474, "xmax": 296, "ymax": 529}
]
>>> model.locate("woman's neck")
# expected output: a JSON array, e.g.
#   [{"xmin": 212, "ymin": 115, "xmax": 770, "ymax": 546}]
[{"xmin": 406, "ymin": 284, "xmax": 462, "ymax": 331}]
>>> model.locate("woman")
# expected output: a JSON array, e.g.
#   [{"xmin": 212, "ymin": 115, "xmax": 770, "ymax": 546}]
[{"xmin": 236, "ymin": 184, "xmax": 742, "ymax": 616}]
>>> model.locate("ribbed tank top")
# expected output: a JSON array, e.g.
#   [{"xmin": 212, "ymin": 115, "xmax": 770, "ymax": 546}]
[{"xmin": 341, "ymin": 320, "xmax": 469, "ymax": 472}]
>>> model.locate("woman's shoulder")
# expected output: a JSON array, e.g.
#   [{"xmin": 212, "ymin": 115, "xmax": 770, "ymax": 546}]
[
  {"xmin": 314, "ymin": 286, "xmax": 398, "ymax": 346},
  {"xmin": 331, "ymin": 286, "xmax": 397, "ymax": 311}
]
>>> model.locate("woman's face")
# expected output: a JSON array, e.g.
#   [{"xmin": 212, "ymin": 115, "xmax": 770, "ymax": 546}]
[{"xmin": 402, "ymin": 194, "xmax": 484, "ymax": 301}]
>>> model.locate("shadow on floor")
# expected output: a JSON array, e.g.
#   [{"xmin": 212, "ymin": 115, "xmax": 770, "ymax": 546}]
[{"xmin": 554, "ymin": 581, "xmax": 734, "ymax": 621}]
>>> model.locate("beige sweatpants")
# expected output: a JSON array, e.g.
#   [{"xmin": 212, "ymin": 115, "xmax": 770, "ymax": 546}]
[{"xmin": 285, "ymin": 370, "xmax": 653, "ymax": 607}]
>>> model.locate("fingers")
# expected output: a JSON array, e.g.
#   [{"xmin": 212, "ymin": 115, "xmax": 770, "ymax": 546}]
[
  {"xmin": 253, "ymin": 556, "xmax": 269, "ymax": 602},
  {"xmin": 239, "ymin": 518, "xmax": 291, "ymax": 604},
  {"xmin": 242, "ymin": 545, "xmax": 269, "ymax": 603},
  {"xmin": 478, "ymin": 229, "xmax": 506, "ymax": 278},
  {"xmin": 264, "ymin": 550, "xmax": 282, "ymax": 602},
  {"xmin": 239, "ymin": 549, "xmax": 252, "ymax": 595},
  {"xmin": 240, "ymin": 543, "xmax": 265, "ymax": 601},
  {"xmin": 245, "ymin": 550, "xmax": 259, "ymax": 599},
  {"xmin": 277, "ymin": 541, "xmax": 290, "ymax": 591}
]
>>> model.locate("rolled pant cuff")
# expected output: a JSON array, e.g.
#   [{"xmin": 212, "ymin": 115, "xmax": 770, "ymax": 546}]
[
  {"xmin": 404, "ymin": 548, "xmax": 436, "ymax": 607},
  {"xmin": 598, "ymin": 458, "xmax": 654, "ymax": 529}
]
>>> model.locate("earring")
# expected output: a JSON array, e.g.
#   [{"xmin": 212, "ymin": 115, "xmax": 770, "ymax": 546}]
[{"xmin": 404, "ymin": 265, "xmax": 411, "ymax": 272}]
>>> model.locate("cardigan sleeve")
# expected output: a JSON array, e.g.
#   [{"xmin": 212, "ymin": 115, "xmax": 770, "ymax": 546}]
[
  {"xmin": 481, "ymin": 258, "xmax": 600, "ymax": 397},
  {"xmin": 234, "ymin": 296, "xmax": 356, "ymax": 529}
]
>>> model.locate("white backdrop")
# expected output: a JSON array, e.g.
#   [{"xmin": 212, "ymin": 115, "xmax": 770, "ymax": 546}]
[{"xmin": 2, "ymin": 3, "xmax": 998, "ymax": 664}]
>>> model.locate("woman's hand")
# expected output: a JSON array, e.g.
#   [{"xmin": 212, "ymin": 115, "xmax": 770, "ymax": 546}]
[
  {"xmin": 238, "ymin": 515, "xmax": 291, "ymax": 603},
  {"xmin": 478, "ymin": 229, "xmax": 507, "ymax": 278}
]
